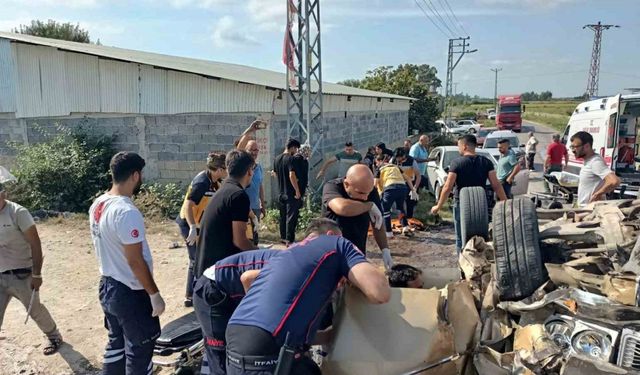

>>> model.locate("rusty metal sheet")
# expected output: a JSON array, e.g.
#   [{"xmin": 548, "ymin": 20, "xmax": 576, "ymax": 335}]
[
  {"xmin": 321, "ymin": 287, "xmax": 453, "ymax": 375},
  {"xmin": 545, "ymin": 258, "xmax": 639, "ymax": 306}
]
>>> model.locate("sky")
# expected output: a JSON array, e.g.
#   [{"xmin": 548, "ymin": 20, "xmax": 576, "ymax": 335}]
[{"xmin": 1, "ymin": 0, "xmax": 639, "ymax": 98}]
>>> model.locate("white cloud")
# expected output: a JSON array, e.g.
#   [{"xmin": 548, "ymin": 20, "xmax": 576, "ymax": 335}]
[
  {"xmin": 167, "ymin": 0, "xmax": 234, "ymax": 9},
  {"xmin": 474, "ymin": 0, "xmax": 577, "ymax": 8},
  {"xmin": 0, "ymin": 17, "xmax": 33, "ymax": 32},
  {"xmin": 246, "ymin": 0, "xmax": 286, "ymax": 32},
  {"xmin": 489, "ymin": 59, "xmax": 512, "ymax": 66},
  {"xmin": 2, "ymin": 0, "xmax": 100, "ymax": 8},
  {"xmin": 212, "ymin": 15, "xmax": 259, "ymax": 47}
]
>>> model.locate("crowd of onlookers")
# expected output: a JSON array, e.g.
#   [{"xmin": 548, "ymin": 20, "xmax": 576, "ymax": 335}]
[{"xmin": 0, "ymin": 119, "xmax": 624, "ymax": 375}]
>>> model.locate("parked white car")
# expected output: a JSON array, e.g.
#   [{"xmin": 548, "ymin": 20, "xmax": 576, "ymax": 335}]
[
  {"xmin": 437, "ymin": 120, "xmax": 463, "ymax": 135},
  {"xmin": 455, "ymin": 120, "xmax": 483, "ymax": 134},
  {"xmin": 426, "ymin": 145, "xmax": 529, "ymax": 201},
  {"xmin": 437, "ymin": 119, "xmax": 481, "ymax": 135}
]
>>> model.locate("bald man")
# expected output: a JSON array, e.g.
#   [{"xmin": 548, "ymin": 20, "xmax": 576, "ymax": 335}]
[
  {"xmin": 236, "ymin": 121, "xmax": 267, "ymax": 244},
  {"xmin": 321, "ymin": 164, "xmax": 392, "ymax": 269},
  {"xmin": 410, "ymin": 135, "xmax": 430, "ymax": 172}
]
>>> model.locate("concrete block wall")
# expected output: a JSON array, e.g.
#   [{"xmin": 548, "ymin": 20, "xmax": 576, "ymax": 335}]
[
  {"xmin": 0, "ymin": 110, "xmax": 408, "ymax": 202},
  {"xmin": 0, "ymin": 118, "xmax": 27, "ymax": 166}
]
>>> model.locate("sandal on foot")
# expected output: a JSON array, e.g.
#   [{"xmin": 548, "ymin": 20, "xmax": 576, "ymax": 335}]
[{"xmin": 43, "ymin": 336, "xmax": 63, "ymax": 355}]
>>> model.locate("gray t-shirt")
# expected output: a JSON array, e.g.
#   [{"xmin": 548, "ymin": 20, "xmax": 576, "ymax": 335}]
[
  {"xmin": 578, "ymin": 154, "xmax": 612, "ymax": 205},
  {"xmin": 0, "ymin": 201, "xmax": 36, "ymax": 272}
]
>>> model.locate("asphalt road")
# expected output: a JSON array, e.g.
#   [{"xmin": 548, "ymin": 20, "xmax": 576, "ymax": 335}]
[{"xmin": 514, "ymin": 120, "xmax": 563, "ymax": 195}]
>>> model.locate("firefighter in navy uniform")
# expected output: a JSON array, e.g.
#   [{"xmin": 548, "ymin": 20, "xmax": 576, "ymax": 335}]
[
  {"xmin": 193, "ymin": 249, "xmax": 282, "ymax": 375},
  {"xmin": 175, "ymin": 152, "xmax": 227, "ymax": 307},
  {"xmin": 224, "ymin": 219, "xmax": 391, "ymax": 375}
]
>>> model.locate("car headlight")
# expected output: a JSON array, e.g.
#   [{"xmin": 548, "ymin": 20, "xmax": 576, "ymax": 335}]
[
  {"xmin": 572, "ymin": 330, "xmax": 613, "ymax": 361},
  {"xmin": 545, "ymin": 319, "xmax": 572, "ymax": 350}
]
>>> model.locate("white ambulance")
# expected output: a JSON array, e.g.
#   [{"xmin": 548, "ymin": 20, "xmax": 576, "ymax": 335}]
[{"xmin": 561, "ymin": 93, "xmax": 640, "ymax": 197}]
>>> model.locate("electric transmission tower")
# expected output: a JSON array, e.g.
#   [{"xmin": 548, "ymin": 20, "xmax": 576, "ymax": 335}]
[
  {"xmin": 285, "ymin": 0, "xmax": 324, "ymax": 201},
  {"xmin": 583, "ymin": 21, "xmax": 619, "ymax": 98},
  {"xmin": 444, "ymin": 37, "xmax": 476, "ymax": 121}
]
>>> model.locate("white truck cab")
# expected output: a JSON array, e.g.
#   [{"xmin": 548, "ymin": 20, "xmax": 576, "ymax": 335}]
[{"xmin": 562, "ymin": 94, "xmax": 640, "ymax": 197}]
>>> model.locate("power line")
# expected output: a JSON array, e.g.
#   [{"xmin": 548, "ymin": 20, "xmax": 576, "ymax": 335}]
[
  {"xmin": 443, "ymin": 0, "xmax": 468, "ymax": 37},
  {"xmin": 421, "ymin": 0, "xmax": 457, "ymax": 38},
  {"xmin": 438, "ymin": 0, "xmax": 464, "ymax": 34},
  {"xmin": 600, "ymin": 71, "xmax": 640, "ymax": 79},
  {"xmin": 458, "ymin": 70, "xmax": 587, "ymax": 83},
  {"xmin": 412, "ymin": 0, "xmax": 451, "ymax": 38}
]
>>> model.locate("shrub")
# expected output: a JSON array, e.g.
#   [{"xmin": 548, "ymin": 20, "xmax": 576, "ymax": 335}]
[
  {"xmin": 262, "ymin": 200, "xmax": 322, "ymax": 237},
  {"xmin": 7, "ymin": 123, "xmax": 114, "ymax": 212},
  {"xmin": 134, "ymin": 182, "xmax": 185, "ymax": 220},
  {"xmin": 428, "ymin": 133, "xmax": 458, "ymax": 148},
  {"xmin": 458, "ymin": 111, "xmax": 477, "ymax": 119}
]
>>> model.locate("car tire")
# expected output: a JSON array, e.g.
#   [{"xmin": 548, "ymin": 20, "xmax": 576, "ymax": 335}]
[
  {"xmin": 493, "ymin": 198, "xmax": 547, "ymax": 301},
  {"xmin": 547, "ymin": 201, "xmax": 563, "ymax": 210},
  {"xmin": 459, "ymin": 186, "xmax": 489, "ymax": 245}
]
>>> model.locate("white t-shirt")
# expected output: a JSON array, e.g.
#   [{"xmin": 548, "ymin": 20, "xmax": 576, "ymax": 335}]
[
  {"xmin": 578, "ymin": 154, "xmax": 612, "ymax": 205},
  {"xmin": 526, "ymin": 137, "xmax": 538, "ymax": 154},
  {"xmin": 89, "ymin": 193, "xmax": 153, "ymax": 290}
]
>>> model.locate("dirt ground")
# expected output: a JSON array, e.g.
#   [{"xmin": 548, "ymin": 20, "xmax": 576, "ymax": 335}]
[{"xmin": 0, "ymin": 216, "xmax": 456, "ymax": 375}]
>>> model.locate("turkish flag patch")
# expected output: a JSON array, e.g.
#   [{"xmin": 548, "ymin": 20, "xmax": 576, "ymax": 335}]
[{"xmin": 131, "ymin": 229, "xmax": 139, "ymax": 238}]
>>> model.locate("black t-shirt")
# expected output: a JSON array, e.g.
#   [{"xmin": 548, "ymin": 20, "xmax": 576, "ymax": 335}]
[
  {"xmin": 291, "ymin": 154, "xmax": 309, "ymax": 197},
  {"xmin": 321, "ymin": 178, "xmax": 382, "ymax": 254},
  {"xmin": 195, "ymin": 179, "xmax": 250, "ymax": 277},
  {"xmin": 449, "ymin": 155, "xmax": 495, "ymax": 202},
  {"xmin": 274, "ymin": 153, "xmax": 293, "ymax": 198}
]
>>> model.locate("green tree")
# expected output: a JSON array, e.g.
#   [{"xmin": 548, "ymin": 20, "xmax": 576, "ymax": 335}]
[
  {"xmin": 339, "ymin": 64, "xmax": 442, "ymax": 133},
  {"xmin": 13, "ymin": 20, "xmax": 91, "ymax": 43}
]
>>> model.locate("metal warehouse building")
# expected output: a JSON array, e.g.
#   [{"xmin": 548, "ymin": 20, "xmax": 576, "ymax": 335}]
[{"xmin": 0, "ymin": 31, "xmax": 411, "ymax": 198}]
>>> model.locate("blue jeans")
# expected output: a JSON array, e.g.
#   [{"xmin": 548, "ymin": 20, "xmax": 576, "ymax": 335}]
[
  {"xmin": 382, "ymin": 184, "xmax": 409, "ymax": 232},
  {"xmin": 176, "ymin": 218, "xmax": 197, "ymax": 298},
  {"xmin": 453, "ymin": 203, "xmax": 462, "ymax": 254},
  {"xmin": 501, "ymin": 181, "xmax": 513, "ymax": 199}
]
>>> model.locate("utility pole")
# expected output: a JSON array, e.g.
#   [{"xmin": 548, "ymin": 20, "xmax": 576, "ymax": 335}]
[
  {"xmin": 583, "ymin": 21, "xmax": 619, "ymax": 98},
  {"xmin": 444, "ymin": 37, "xmax": 476, "ymax": 121},
  {"xmin": 490, "ymin": 68, "xmax": 502, "ymax": 111}
]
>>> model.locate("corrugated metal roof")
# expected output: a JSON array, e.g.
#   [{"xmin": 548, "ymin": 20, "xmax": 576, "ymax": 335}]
[{"xmin": 0, "ymin": 31, "xmax": 413, "ymax": 101}]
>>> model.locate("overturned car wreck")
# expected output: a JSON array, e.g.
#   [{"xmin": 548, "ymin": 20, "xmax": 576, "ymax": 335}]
[{"xmin": 323, "ymin": 196, "xmax": 640, "ymax": 374}]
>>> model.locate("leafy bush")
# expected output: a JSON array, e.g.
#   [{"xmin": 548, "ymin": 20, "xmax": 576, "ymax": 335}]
[
  {"xmin": 134, "ymin": 183, "xmax": 185, "ymax": 220},
  {"xmin": 262, "ymin": 200, "xmax": 322, "ymax": 237},
  {"xmin": 428, "ymin": 133, "xmax": 458, "ymax": 148},
  {"xmin": 8, "ymin": 123, "xmax": 114, "ymax": 212},
  {"xmin": 458, "ymin": 111, "xmax": 477, "ymax": 119}
]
